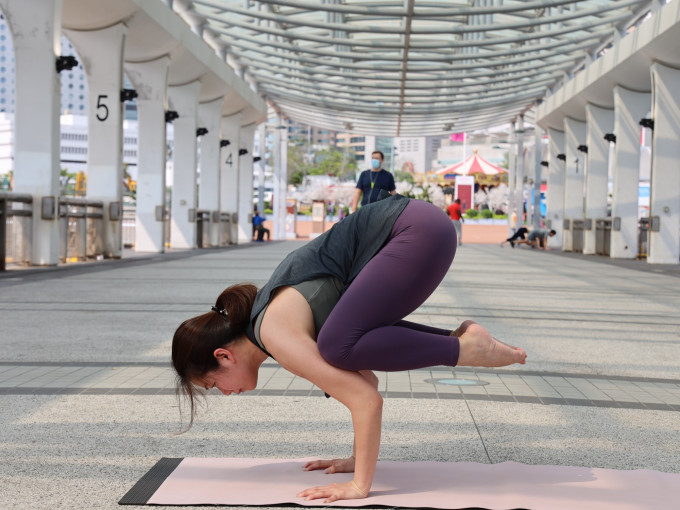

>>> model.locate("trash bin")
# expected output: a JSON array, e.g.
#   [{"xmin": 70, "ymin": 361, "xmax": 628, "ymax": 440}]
[
  {"xmin": 595, "ymin": 218, "xmax": 611, "ymax": 256},
  {"xmin": 638, "ymin": 217, "xmax": 650, "ymax": 260},
  {"xmin": 571, "ymin": 219, "xmax": 585, "ymax": 253},
  {"xmin": 220, "ymin": 212, "xmax": 231, "ymax": 246},
  {"xmin": 229, "ymin": 212, "xmax": 239, "ymax": 244},
  {"xmin": 196, "ymin": 210, "xmax": 210, "ymax": 248}
]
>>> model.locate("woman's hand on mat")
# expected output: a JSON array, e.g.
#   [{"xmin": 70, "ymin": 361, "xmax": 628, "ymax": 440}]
[
  {"xmin": 297, "ymin": 480, "xmax": 368, "ymax": 503},
  {"xmin": 302, "ymin": 456, "xmax": 355, "ymax": 474}
]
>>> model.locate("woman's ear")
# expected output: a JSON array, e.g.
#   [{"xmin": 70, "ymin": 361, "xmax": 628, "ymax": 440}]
[{"xmin": 213, "ymin": 348, "xmax": 231, "ymax": 361}]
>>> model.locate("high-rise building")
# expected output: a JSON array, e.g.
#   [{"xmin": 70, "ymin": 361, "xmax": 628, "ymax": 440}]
[{"xmin": 0, "ymin": 13, "xmax": 89, "ymax": 115}]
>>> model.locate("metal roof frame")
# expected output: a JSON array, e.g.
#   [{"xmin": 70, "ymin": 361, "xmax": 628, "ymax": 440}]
[{"xmin": 176, "ymin": 0, "xmax": 658, "ymax": 135}]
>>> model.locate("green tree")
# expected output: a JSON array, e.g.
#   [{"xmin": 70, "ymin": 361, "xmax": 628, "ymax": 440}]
[
  {"xmin": 287, "ymin": 145, "xmax": 313, "ymax": 185},
  {"xmin": 393, "ymin": 170, "xmax": 414, "ymax": 183},
  {"xmin": 60, "ymin": 168, "xmax": 77, "ymax": 196},
  {"xmin": 311, "ymin": 147, "xmax": 357, "ymax": 180}
]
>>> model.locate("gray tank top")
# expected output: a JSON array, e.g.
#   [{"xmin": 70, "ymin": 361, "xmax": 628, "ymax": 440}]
[{"xmin": 252, "ymin": 275, "xmax": 344, "ymax": 349}]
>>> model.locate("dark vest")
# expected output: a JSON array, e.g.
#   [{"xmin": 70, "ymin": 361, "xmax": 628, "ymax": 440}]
[{"xmin": 246, "ymin": 192, "xmax": 410, "ymax": 355}]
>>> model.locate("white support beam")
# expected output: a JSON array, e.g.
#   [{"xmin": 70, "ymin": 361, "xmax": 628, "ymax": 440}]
[
  {"xmin": 648, "ymin": 63, "xmax": 680, "ymax": 264},
  {"xmin": 584, "ymin": 104, "xmax": 614, "ymax": 255}
]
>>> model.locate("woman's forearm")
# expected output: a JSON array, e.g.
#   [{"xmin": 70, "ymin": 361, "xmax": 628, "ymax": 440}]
[{"xmin": 350, "ymin": 394, "xmax": 383, "ymax": 493}]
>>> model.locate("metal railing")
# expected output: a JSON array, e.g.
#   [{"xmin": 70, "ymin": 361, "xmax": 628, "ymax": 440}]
[
  {"xmin": 0, "ymin": 192, "xmax": 33, "ymax": 271},
  {"xmin": 122, "ymin": 207, "xmax": 136, "ymax": 248},
  {"xmin": 58, "ymin": 197, "xmax": 104, "ymax": 263}
]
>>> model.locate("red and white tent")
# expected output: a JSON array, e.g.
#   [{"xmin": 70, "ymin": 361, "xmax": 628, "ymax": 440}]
[{"xmin": 436, "ymin": 149, "xmax": 506, "ymax": 177}]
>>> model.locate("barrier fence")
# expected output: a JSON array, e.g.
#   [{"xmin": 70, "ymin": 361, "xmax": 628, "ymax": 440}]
[{"xmin": 0, "ymin": 192, "xmax": 33, "ymax": 271}]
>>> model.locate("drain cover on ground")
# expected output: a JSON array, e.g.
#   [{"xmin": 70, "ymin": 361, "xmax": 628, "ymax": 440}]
[{"xmin": 425, "ymin": 378, "xmax": 489, "ymax": 386}]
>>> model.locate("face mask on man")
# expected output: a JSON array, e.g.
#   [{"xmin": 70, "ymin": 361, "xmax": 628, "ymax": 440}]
[{"xmin": 371, "ymin": 158, "xmax": 381, "ymax": 170}]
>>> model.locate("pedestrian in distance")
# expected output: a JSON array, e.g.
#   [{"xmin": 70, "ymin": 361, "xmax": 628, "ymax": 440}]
[
  {"xmin": 500, "ymin": 227, "xmax": 529, "ymax": 248},
  {"xmin": 515, "ymin": 228, "xmax": 556, "ymax": 249},
  {"xmin": 172, "ymin": 194, "xmax": 527, "ymax": 504},
  {"xmin": 447, "ymin": 198, "xmax": 464, "ymax": 246},
  {"xmin": 252, "ymin": 211, "xmax": 270, "ymax": 242},
  {"xmin": 349, "ymin": 151, "xmax": 396, "ymax": 213}
]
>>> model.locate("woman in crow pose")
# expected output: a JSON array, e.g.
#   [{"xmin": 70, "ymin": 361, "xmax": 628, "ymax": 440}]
[{"xmin": 172, "ymin": 193, "xmax": 527, "ymax": 503}]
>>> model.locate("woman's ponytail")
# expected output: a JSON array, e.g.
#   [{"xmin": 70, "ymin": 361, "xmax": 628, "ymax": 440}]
[{"xmin": 214, "ymin": 283, "xmax": 258, "ymax": 333}]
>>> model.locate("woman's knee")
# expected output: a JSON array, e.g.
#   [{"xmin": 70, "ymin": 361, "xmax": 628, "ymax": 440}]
[{"xmin": 317, "ymin": 332, "xmax": 357, "ymax": 370}]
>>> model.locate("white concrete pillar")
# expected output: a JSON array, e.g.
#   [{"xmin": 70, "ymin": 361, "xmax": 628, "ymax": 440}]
[
  {"xmin": 219, "ymin": 113, "xmax": 241, "ymax": 244},
  {"xmin": 273, "ymin": 115, "xmax": 288, "ymax": 240},
  {"xmin": 611, "ymin": 86, "xmax": 650, "ymax": 259},
  {"xmin": 64, "ymin": 24, "xmax": 127, "ymax": 258},
  {"xmin": 363, "ymin": 135, "xmax": 376, "ymax": 170},
  {"xmin": 256, "ymin": 122, "xmax": 267, "ymax": 215},
  {"xmin": 583, "ymin": 104, "xmax": 614, "ymax": 255},
  {"xmin": 515, "ymin": 116, "xmax": 525, "ymax": 229},
  {"xmin": 531, "ymin": 126, "xmax": 544, "ymax": 229},
  {"xmin": 168, "ymin": 81, "xmax": 201, "ymax": 249},
  {"xmin": 546, "ymin": 128, "xmax": 565, "ymax": 248},
  {"xmin": 3, "ymin": 0, "xmax": 63, "ymax": 265},
  {"xmin": 125, "ymin": 57, "xmax": 170, "ymax": 253},
  {"xmin": 197, "ymin": 98, "xmax": 223, "ymax": 247},
  {"xmin": 507, "ymin": 124, "xmax": 517, "ymax": 234},
  {"xmin": 562, "ymin": 118, "xmax": 587, "ymax": 251},
  {"xmin": 238, "ymin": 123, "xmax": 256, "ymax": 243},
  {"xmin": 648, "ymin": 63, "xmax": 680, "ymax": 264}
]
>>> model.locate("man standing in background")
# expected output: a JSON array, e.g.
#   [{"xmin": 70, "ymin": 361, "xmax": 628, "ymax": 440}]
[
  {"xmin": 447, "ymin": 198, "xmax": 463, "ymax": 246},
  {"xmin": 350, "ymin": 150, "xmax": 396, "ymax": 212}
]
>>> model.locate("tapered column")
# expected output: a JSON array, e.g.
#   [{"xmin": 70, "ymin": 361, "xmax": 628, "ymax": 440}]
[
  {"xmin": 531, "ymin": 126, "xmax": 544, "ymax": 229},
  {"xmin": 125, "ymin": 57, "xmax": 170, "ymax": 253},
  {"xmin": 198, "ymin": 98, "xmax": 223, "ymax": 247},
  {"xmin": 514, "ymin": 116, "xmax": 525, "ymax": 229},
  {"xmin": 65, "ymin": 24, "xmax": 127, "ymax": 258},
  {"xmin": 648, "ymin": 63, "xmax": 680, "ymax": 264},
  {"xmin": 562, "ymin": 118, "xmax": 587, "ymax": 251},
  {"xmin": 584, "ymin": 105, "xmax": 614, "ymax": 255},
  {"xmin": 255, "ymin": 122, "xmax": 267, "ymax": 215},
  {"xmin": 546, "ymin": 128, "xmax": 565, "ymax": 248},
  {"xmin": 168, "ymin": 81, "xmax": 201, "ymax": 249},
  {"xmin": 507, "ymin": 125, "xmax": 517, "ymax": 234},
  {"xmin": 273, "ymin": 114, "xmax": 288, "ymax": 240},
  {"xmin": 219, "ymin": 113, "xmax": 241, "ymax": 243},
  {"xmin": 611, "ymin": 87, "xmax": 650, "ymax": 259},
  {"xmin": 3, "ymin": 0, "xmax": 63, "ymax": 265},
  {"xmin": 237, "ymin": 123, "xmax": 256, "ymax": 243}
]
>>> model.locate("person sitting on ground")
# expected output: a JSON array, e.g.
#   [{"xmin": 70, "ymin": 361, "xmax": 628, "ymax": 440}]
[
  {"xmin": 172, "ymin": 194, "xmax": 527, "ymax": 504},
  {"xmin": 252, "ymin": 211, "xmax": 270, "ymax": 242},
  {"xmin": 515, "ymin": 228, "xmax": 556, "ymax": 249},
  {"xmin": 500, "ymin": 227, "xmax": 529, "ymax": 248}
]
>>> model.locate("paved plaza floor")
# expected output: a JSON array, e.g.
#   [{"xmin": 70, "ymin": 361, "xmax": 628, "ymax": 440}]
[{"xmin": 1, "ymin": 239, "xmax": 679, "ymax": 509}]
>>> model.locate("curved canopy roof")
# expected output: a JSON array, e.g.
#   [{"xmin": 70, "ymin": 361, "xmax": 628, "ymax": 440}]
[
  {"xmin": 436, "ymin": 149, "xmax": 506, "ymax": 176},
  {"xmin": 180, "ymin": 0, "xmax": 657, "ymax": 135}
]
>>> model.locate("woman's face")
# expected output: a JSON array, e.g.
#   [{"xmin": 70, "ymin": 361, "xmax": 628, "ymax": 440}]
[{"xmin": 197, "ymin": 347, "xmax": 259, "ymax": 396}]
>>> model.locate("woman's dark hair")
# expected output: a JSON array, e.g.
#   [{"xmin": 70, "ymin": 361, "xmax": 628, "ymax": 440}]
[{"xmin": 172, "ymin": 283, "xmax": 257, "ymax": 430}]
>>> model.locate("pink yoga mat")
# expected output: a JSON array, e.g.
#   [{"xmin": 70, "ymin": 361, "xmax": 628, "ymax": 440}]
[{"xmin": 147, "ymin": 457, "xmax": 679, "ymax": 509}]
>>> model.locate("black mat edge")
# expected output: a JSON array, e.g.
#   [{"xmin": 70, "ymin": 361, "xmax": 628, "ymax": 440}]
[{"xmin": 119, "ymin": 457, "xmax": 183, "ymax": 505}]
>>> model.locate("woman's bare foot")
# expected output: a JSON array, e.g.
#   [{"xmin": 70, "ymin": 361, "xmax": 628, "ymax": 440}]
[
  {"xmin": 450, "ymin": 320, "xmax": 476, "ymax": 338},
  {"xmin": 457, "ymin": 323, "xmax": 527, "ymax": 367}
]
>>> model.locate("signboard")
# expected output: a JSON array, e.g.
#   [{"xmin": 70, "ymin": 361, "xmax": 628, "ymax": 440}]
[{"xmin": 455, "ymin": 175, "xmax": 475, "ymax": 211}]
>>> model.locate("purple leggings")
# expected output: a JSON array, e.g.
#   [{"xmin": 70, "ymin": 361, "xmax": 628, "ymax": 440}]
[{"xmin": 317, "ymin": 199, "xmax": 459, "ymax": 372}]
